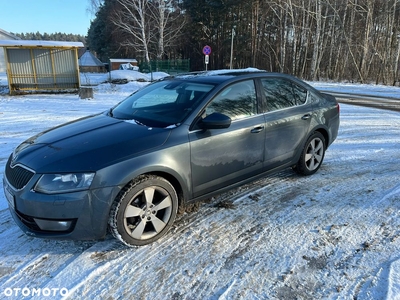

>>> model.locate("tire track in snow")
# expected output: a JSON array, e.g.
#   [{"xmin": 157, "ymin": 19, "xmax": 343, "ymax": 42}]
[
  {"xmin": 0, "ymin": 210, "xmax": 104, "ymax": 298},
  {"xmin": 50, "ymin": 171, "xmax": 315, "ymax": 299},
  {"xmin": 27, "ymin": 149, "xmax": 400, "ymax": 299},
  {"xmin": 24, "ymin": 172, "xmax": 299, "ymax": 299}
]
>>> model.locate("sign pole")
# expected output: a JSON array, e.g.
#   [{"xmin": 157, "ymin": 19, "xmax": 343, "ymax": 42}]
[{"xmin": 202, "ymin": 45, "xmax": 212, "ymax": 71}]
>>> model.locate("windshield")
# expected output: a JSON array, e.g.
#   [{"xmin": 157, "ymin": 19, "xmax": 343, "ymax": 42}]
[{"xmin": 110, "ymin": 80, "xmax": 215, "ymax": 128}]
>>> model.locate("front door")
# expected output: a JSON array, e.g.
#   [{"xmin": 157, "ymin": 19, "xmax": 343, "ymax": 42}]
[{"xmin": 189, "ymin": 80, "xmax": 265, "ymax": 197}]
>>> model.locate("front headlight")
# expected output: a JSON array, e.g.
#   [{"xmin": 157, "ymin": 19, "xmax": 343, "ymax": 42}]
[{"xmin": 34, "ymin": 173, "xmax": 95, "ymax": 194}]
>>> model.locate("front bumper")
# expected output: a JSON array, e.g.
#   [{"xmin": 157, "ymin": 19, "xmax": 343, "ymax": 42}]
[{"xmin": 3, "ymin": 175, "xmax": 119, "ymax": 241}]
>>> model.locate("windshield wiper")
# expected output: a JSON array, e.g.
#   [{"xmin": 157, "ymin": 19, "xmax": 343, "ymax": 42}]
[{"xmin": 133, "ymin": 119, "xmax": 146, "ymax": 126}]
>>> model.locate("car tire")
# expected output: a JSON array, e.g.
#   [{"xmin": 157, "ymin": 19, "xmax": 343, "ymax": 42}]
[
  {"xmin": 294, "ymin": 132, "xmax": 326, "ymax": 176},
  {"xmin": 109, "ymin": 175, "xmax": 178, "ymax": 246}
]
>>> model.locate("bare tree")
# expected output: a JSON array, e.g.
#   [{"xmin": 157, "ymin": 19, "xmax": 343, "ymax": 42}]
[
  {"xmin": 350, "ymin": 0, "xmax": 375, "ymax": 83},
  {"xmin": 310, "ymin": 0, "xmax": 322, "ymax": 80},
  {"xmin": 148, "ymin": 0, "xmax": 186, "ymax": 60},
  {"xmin": 87, "ymin": 0, "xmax": 104, "ymax": 16},
  {"xmin": 111, "ymin": 0, "xmax": 152, "ymax": 62},
  {"xmin": 378, "ymin": 0, "xmax": 399, "ymax": 85},
  {"xmin": 111, "ymin": 0, "xmax": 185, "ymax": 63},
  {"xmin": 91, "ymin": 0, "xmax": 400, "ymax": 84}
]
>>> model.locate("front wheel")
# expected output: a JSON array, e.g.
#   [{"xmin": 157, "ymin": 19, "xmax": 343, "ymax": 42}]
[
  {"xmin": 294, "ymin": 132, "xmax": 326, "ymax": 176},
  {"xmin": 109, "ymin": 175, "xmax": 178, "ymax": 246}
]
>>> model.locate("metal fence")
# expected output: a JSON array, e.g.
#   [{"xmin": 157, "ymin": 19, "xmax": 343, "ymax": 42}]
[{"xmin": 138, "ymin": 59, "xmax": 190, "ymax": 76}]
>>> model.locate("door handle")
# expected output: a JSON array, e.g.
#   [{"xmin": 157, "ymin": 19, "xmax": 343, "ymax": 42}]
[
  {"xmin": 251, "ymin": 126, "xmax": 264, "ymax": 133},
  {"xmin": 301, "ymin": 114, "xmax": 311, "ymax": 120}
]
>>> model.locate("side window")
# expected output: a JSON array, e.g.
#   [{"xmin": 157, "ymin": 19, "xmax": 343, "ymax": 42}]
[
  {"xmin": 292, "ymin": 83, "xmax": 308, "ymax": 105},
  {"xmin": 205, "ymin": 80, "xmax": 257, "ymax": 120},
  {"xmin": 261, "ymin": 78, "xmax": 307, "ymax": 112}
]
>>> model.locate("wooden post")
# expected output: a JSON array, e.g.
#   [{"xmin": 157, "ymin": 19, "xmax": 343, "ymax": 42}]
[{"xmin": 79, "ymin": 87, "xmax": 93, "ymax": 99}]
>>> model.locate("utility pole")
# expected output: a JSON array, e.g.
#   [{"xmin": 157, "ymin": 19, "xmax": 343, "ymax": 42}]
[{"xmin": 230, "ymin": 27, "xmax": 235, "ymax": 69}]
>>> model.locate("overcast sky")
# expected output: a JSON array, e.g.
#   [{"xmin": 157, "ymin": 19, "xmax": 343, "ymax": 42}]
[{"xmin": 0, "ymin": 0, "xmax": 92, "ymax": 36}]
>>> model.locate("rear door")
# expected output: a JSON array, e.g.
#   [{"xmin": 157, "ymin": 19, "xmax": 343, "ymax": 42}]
[{"xmin": 259, "ymin": 77, "xmax": 313, "ymax": 169}]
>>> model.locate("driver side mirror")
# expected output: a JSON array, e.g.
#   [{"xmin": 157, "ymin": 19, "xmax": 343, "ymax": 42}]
[{"xmin": 199, "ymin": 112, "xmax": 231, "ymax": 130}]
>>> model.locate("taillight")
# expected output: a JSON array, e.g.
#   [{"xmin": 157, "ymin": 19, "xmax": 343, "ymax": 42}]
[{"xmin": 337, "ymin": 103, "xmax": 340, "ymax": 114}]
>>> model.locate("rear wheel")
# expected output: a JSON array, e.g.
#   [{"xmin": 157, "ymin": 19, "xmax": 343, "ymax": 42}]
[
  {"xmin": 294, "ymin": 132, "xmax": 326, "ymax": 175},
  {"xmin": 109, "ymin": 175, "xmax": 178, "ymax": 246}
]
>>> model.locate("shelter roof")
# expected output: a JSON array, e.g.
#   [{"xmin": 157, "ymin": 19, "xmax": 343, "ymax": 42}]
[
  {"xmin": 110, "ymin": 58, "xmax": 138, "ymax": 63},
  {"xmin": 0, "ymin": 40, "xmax": 84, "ymax": 48}
]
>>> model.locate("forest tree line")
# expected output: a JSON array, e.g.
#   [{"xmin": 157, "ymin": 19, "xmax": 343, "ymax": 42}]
[
  {"xmin": 15, "ymin": 0, "xmax": 400, "ymax": 85},
  {"xmin": 86, "ymin": 0, "xmax": 400, "ymax": 85},
  {"xmin": 12, "ymin": 32, "xmax": 86, "ymax": 44}
]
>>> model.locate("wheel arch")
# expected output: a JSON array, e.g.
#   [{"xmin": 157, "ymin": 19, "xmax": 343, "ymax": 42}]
[
  {"xmin": 313, "ymin": 127, "xmax": 329, "ymax": 146},
  {"xmin": 293, "ymin": 126, "xmax": 329, "ymax": 165},
  {"xmin": 117, "ymin": 170, "xmax": 188, "ymax": 210},
  {"xmin": 108, "ymin": 173, "xmax": 181, "ymax": 246},
  {"xmin": 293, "ymin": 129, "xmax": 327, "ymax": 176},
  {"xmin": 145, "ymin": 171, "xmax": 186, "ymax": 208}
]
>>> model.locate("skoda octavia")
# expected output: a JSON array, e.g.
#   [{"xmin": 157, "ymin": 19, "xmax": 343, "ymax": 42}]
[{"xmin": 3, "ymin": 70, "xmax": 339, "ymax": 246}]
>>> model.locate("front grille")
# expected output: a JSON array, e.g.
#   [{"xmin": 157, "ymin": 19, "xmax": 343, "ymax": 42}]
[{"xmin": 5, "ymin": 156, "xmax": 35, "ymax": 190}]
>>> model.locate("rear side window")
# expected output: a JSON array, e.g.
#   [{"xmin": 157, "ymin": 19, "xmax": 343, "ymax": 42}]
[
  {"xmin": 261, "ymin": 78, "xmax": 307, "ymax": 112},
  {"xmin": 292, "ymin": 83, "xmax": 307, "ymax": 105},
  {"xmin": 205, "ymin": 80, "xmax": 257, "ymax": 120}
]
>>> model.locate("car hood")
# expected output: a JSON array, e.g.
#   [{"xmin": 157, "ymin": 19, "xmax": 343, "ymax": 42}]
[{"xmin": 12, "ymin": 113, "xmax": 171, "ymax": 173}]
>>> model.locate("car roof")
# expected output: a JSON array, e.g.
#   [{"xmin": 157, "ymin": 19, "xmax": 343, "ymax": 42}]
[
  {"xmin": 160, "ymin": 69, "xmax": 307, "ymax": 86},
  {"xmin": 168, "ymin": 69, "xmax": 322, "ymax": 95},
  {"xmin": 162, "ymin": 69, "xmax": 269, "ymax": 84}
]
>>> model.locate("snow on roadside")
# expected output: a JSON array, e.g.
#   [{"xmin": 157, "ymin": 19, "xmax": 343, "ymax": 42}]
[
  {"xmin": 309, "ymin": 81, "xmax": 400, "ymax": 99},
  {"xmin": 79, "ymin": 70, "xmax": 170, "ymax": 86},
  {"xmin": 0, "ymin": 71, "xmax": 400, "ymax": 299}
]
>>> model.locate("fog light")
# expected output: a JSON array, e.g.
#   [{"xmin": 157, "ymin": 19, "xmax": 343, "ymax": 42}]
[{"xmin": 34, "ymin": 219, "xmax": 74, "ymax": 231}]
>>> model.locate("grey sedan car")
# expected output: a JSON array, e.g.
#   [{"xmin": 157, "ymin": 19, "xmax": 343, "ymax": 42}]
[{"xmin": 3, "ymin": 70, "xmax": 340, "ymax": 246}]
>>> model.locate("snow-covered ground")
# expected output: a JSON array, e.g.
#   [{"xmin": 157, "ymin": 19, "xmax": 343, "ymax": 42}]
[
  {"xmin": 309, "ymin": 81, "xmax": 400, "ymax": 99},
  {"xmin": 1, "ymin": 71, "xmax": 400, "ymax": 299}
]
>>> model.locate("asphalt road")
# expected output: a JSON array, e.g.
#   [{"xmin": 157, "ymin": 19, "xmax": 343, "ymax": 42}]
[{"xmin": 325, "ymin": 91, "xmax": 400, "ymax": 112}]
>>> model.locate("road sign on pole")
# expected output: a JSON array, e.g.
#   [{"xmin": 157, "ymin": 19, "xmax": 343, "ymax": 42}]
[
  {"xmin": 203, "ymin": 45, "xmax": 212, "ymax": 55},
  {"xmin": 203, "ymin": 46, "xmax": 211, "ymax": 70}
]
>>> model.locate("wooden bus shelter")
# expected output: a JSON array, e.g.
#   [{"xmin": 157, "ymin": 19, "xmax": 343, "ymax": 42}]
[{"xmin": 0, "ymin": 40, "xmax": 84, "ymax": 94}]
